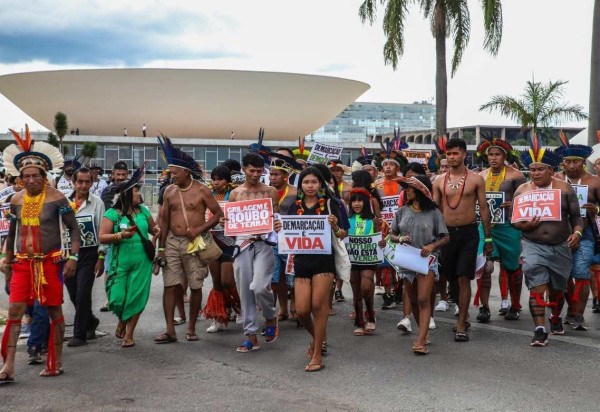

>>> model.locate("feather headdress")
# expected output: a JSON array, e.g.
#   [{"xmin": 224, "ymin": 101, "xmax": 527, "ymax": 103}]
[
  {"xmin": 63, "ymin": 155, "xmax": 82, "ymax": 170},
  {"xmin": 268, "ymin": 151, "xmax": 302, "ymax": 174},
  {"xmin": 520, "ymin": 133, "xmax": 560, "ymax": 169},
  {"xmin": 112, "ymin": 162, "xmax": 147, "ymax": 206},
  {"xmin": 373, "ymin": 131, "xmax": 408, "ymax": 171},
  {"xmin": 248, "ymin": 127, "xmax": 271, "ymax": 160},
  {"xmin": 157, "ymin": 134, "xmax": 203, "ymax": 180},
  {"xmin": 3, "ymin": 124, "xmax": 63, "ymax": 176},
  {"xmin": 476, "ymin": 137, "xmax": 518, "ymax": 165},
  {"xmin": 554, "ymin": 130, "xmax": 593, "ymax": 161},
  {"xmin": 351, "ymin": 147, "xmax": 375, "ymax": 172},
  {"xmin": 293, "ymin": 136, "xmax": 309, "ymax": 160}
]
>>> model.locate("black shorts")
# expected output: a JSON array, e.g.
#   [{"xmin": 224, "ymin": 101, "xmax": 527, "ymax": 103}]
[
  {"xmin": 351, "ymin": 264, "xmax": 377, "ymax": 272},
  {"xmin": 218, "ymin": 246, "xmax": 237, "ymax": 263},
  {"xmin": 441, "ymin": 223, "xmax": 479, "ymax": 280}
]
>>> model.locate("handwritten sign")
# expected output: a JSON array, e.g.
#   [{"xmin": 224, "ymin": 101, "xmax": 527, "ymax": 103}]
[
  {"xmin": 476, "ymin": 192, "xmax": 505, "ymax": 224},
  {"xmin": 572, "ymin": 185, "xmax": 588, "ymax": 217},
  {"xmin": 307, "ymin": 142, "xmax": 344, "ymax": 164},
  {"xmin": 511, "ymin": 189, "xmax": 562, "ymax": 223},
  {"xmin": 0, "ymin": 186, "xmax": 15, "ymax": 202},
  {"xmin": 224, "ymin": 198, "xmax": 273, "ymax": 236},
  {"xmin": 278, "ymin": 215, "xmax": 331, "ymax": 254},
  {"xmin": 344, "ymin": 233, "xmax": 383, "ymax": 264},
  {"xmin": 381, "ymin": 195, "xmax": 400, "ymax": 224}
]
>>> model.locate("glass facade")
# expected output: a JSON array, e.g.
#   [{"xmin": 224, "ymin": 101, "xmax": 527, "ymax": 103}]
[{"xmin": 309, "ymin": 101, "xmax": 436, "ymax": 143}]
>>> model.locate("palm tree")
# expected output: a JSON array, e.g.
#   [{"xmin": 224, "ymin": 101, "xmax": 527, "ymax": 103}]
[
  {"xmin": 47, "ymin": 132, "xmax": 60, "ymax": 148},
  {"xmin": 54, "ymin": 112, "xmax": 68, "ymax": 154},
  {"xmin": 81, "ymin": 142, "xmax": 98, "ymax": 165},
  {"xmin": 479, "ymin": 79, "xmax": 588, "ymax": 136},
  {"xmin": 588, "ymin": 0, "xmax": 600, "ymax": 146},
  {"xmin": 359, "ymin": 0, "xmax": 503, "ymax": 137}
]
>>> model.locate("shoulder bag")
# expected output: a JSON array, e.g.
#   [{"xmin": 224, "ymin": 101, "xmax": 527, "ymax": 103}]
[
  {"xmin": 126, "ymin": 214, "xmax": 155, "ymax": 261},
  {"xmin": 327, "ymin": 199, "xmax": 351, "ymax": 283}
]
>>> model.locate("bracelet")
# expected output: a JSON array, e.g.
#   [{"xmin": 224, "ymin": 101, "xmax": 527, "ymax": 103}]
[
  {"xmin": 574, "ymin": 230, "xmax": 583, "ymax": 238},
  {"xmin": 98, "ymin": 255, "xmax": 105, "ymax": 260},
  {"xmin": 158, "ymin": 248, "xmax": 165, "ymax": 252},
  {"xmin": 484, "ymin": 238, "xmax": 493, "ymax": 243},
  {"xmin": 334, "ymin": 228, "xmax": 341, "ymax": 236},
  {"xmin": 69, "ymin": 255, "xmax": 78, "ymax": 262},
  {"xmin": 596, "ymin": 206, "xmax": 600, "ymax": 215},
  {"xmin": 115, "ymin": 232, "xmax": 122, "ymax": 241}
]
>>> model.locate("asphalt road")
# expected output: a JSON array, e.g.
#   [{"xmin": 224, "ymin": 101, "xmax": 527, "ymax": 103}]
[{"xmin": 1, "ymin": 267, "xmax": 600, "ymax": 411}]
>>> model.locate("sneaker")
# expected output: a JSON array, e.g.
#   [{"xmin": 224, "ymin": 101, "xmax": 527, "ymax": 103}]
[
  {"xmin": 573, "ymin": 314, "xmax": 588, "ymax": 331},
  {"xmin": 207, "ymin": 320, "xmax": 225, "ymax": 333},
  {"xmin": 18, "ymin": 323, "xmax": 31, "ymax": 339},
  {"xmin": 381, "ymin": 293, "xmax": 396, "ymax": 310},
  {"xmin": 393, "ymin": 289, "xmax": 403, "ymax": 304},
  {"xmin": 396, "ymin": 316, "xmax": 412, "ymax": 333},
  {"xmin": 504, "ymin": 306, "xmax": 520, "ymax": 320},
  {"xmin": 476, "ymin": 305, "xmax": 491, "ymax": 323},
  {"xmin": 454, "ymin": 305, "xmax": 459, "ymax": 317},
  {"xmin": 428, "ymin": 317, "xmax": 436, "ymax": 330},
  {"xmin": 375, "ymin": 285, "xmax": 385, "ymax": 295},
  {"xmin": 499, "ymin": 299, "xmax": 510, "ymax": 316},
  {"xmin": 434, "ymin": 300, "xmax": 449, "ymax": 312},
  {"xmin": 593, "ymin": 298, "xmax": 600, "ymax": 313},
  {"xmin": 334, "ymin": 290, "xmax": 345, "ymax": 302},
  {"xmin": 236, "ymin": 314, "xmax": 244, "ymax": 324},
  {"xmin": 563, "ymin": 314, "xmax": 575, "ymax": 325},
  {"xmin": 549, "ymin": 316, "xmax": 564, "ymax": 335},
  {"xmin": 530, "ymin": 328, "xmax": 549, "ymax": 347},
  {"xmin": 27, "ymin": 347, "xmax": 43, "ymax": 365}
]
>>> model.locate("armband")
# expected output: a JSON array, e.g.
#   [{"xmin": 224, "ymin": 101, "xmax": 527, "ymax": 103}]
[
  {"xmin": 484, "ymin": 238, "xmax": 493, "ymax": 243},
  {"xmin": 158, "ymin": 248, "xmax": 165, "ymax": 252},
  {"xmin": 98, "ymin": 255, "xmax": 105, "ymax": 260},
  {"xmin": 69, "ymin": 255, "xmax": 79, "ymax": 262}
]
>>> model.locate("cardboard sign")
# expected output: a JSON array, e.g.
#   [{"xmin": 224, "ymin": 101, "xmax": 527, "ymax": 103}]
[
  {"xmin": 344, "ymin": 233, "xmax": 383, "ymax": 264},
  {"xmin": 572, "ymin": 185, "xmax": 588, "ymax": 217},
  {"xmin": 476, "ymin": 192, "xmax": 505, "ymax": 224},
  {"xmin": 511, "ymin": 189, "xmax": 562, "ymax": 223},
  {"xmin": 0, "ymin": 203, "xmax": 11, "ymax": 237},
  {"xmin": 278, "ymin": 215, "xmax": 331, "ymax": 254},
  {"xmin": 206, "ymin": 201, "xmax": 226, "ymax": 222},
  {"xmin": 285, "ymin": 254, "xmax": 295, "ymax": 275},
  {"xmin": 381, "ymin": 195, "xmax": 400, "ymax": 224},
  {"xmin": 381, "ymin": 235, "xmax": 403, "ymax": 274},
  {"xmin": 224, "ymin": 198, "xmax": 273, "ymax": 236},
  {"xmin": 390, "ymin": 243, "xmax": 437, "ymax": 274},
  {"xmin": 403, "ymin": 150, "xmax": 431, "ymax": 165},
  {"xmin": 0, "ymin": 186, "xmax": 15, "ymax": 202},
  {"xmin": 307, "ymin": 142, "xmax": 344, "ymax": 164}
]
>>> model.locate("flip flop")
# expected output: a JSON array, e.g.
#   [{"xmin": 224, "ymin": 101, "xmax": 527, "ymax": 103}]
[
  {"xmin": 455, "ymin": 332, "xmax": 470, "ymax": 342},
  {"xmin": 305, "ymin": 363, "xmax": 325, "ymax": 372},
  {"xmin": 0, "ymin": 372, "xmax": 14, "ymax": 384},
  {"xmin": 39, "ymin": 368, "xmax": 64, "ymax": 377},
  {"xmin": 412, "ymin": 345, "xmax": 429, "ymax": 355},
  {"xmin": 306, "ymin": 343, "xmax": 314, "ymax": 359},
  {"xmin": 186, "ymin": 333, "xmax": 200, "ymax": 342},
  {"xmin": 237, "ymin": 339, "xmax": 261, "ymax": 353},
  {"xmin": 173, "ymin": 317, "xmax": 186, "ymax": 326},
  {"xmin": 121, "ymin": 339, "xmax": 135, "ymax": 348},
  {"xmin": 264, "ymin": 320, "xmax": 279, "ymax": 344},
  {"xmin": 365, "ymin": 322, "xmax": 376, "ymax": 335},
  {"xmin": 354, "ymin": 327, "xmax": 365, "ymax": 336},
  {"xmin": 115, "ymin": 324, "xmax": 126, "ymax": 339},
  {"xmin": 452, "ymin": 322, "xmax": 471, "ymax": 333},
  {"xmin": 154, "ymin": 333, "xmax": 178, "ymax": 344}
]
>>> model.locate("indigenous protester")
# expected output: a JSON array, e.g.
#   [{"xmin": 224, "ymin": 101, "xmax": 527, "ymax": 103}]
[
  {"xmin": 347, "ymin": 187, "xmax": 378, "ymax": 336},
  {"xmin": 54, "ymin": 157, "xmax": 82, "ymax": 197},
  {"xmin": 513, "ymin": 137, "xmax": 583, "ymax": 346},
  {"xmin": 99, "ymin": 165, "xmax": 159, "ymax": 348},
  {"xmin": 89, "ymin": 164, "xmax": 107, "ymax": 198},
  {"xmin": 227, "ymin": 152, "xmax": 281, "ymax": 353},
  {"xmin": 1, "ymin": 125, "xmax": 80, "ymax": 381},
  {"xmin": 268, "ymin": 153, "xmax": 300, "ymax": 322},
  {"xmin": 328, "ymin": 159, "xmax": 352, "ymax": 204},
  {"xmin": 285, "ymin": 167, "xmax": 347, "ymax": 371},
  {"xmin": 65, "ymin": 167, "xmax": 106, "ymax": 347},
  {"xmin": 385, "ymin": 176, "xmax": 448, "ymax": 354},
  {"xmin": 202, "ymin": 165, "xmax": 240, "ymax": 333},
  {"xmin": 432, "ymin": 137, "xmax": 492, "ymax": 342},
  {"xmin": 351, "ymin": 148, "xmax": 378, "ymax": 182},
  {"xmin": 156, "ymin": 136, "xmax": 222, "ymax": 343},
  {"xmin": 554, "ymin": 138, "xmax": 600, "ymax": 330},
  {"xmin": 373, "ymin": 140, "xmax": 408, "ymax": 311},
  {"xmin": 474, "ymin": 139, "xmax": 526, "ymax": 322}
]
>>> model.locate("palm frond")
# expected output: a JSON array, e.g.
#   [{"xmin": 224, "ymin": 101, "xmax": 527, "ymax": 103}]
[
  {"xmin": 447, "ymin": 0, "xmax": 471, "ymax": 77},
  {"xmin": 537, "ymin": 104, "xmax": 588, "ymax": 127},
  {"xmin": 359, "ymin": 0, "xmax": 377, "ymax": 24},
  {"xmin": 382, "ymin": 0, "xmax": 410, "ymax": 70},
  {"xmin": 480, "ymin": 0, "xmax": 503, "ymax": 56}
]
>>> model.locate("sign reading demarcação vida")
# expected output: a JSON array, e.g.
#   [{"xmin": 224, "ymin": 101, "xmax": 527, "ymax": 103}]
[
  {"xmin": 476, "ymin": 192, "xmax": 505, "ymax": 224},
  {"xmin": 307, "ymin": 142, "xmax": 344, "ymax": 164},
  {"xmin": 278, "ymin": 215, "xmax": 331, "ymax": 254},
  {"xmin": 344, "ymin": 233, "xmax": 383, "ymax": 264},
  {"xmin": 511, "ymin": 189, "xmax": 561, "ymax": 223},
  {"xmin": 572, "ymin": 185, "xmax": 588, "ymax": 217},
  {"xmin": 224, "ymin": 198, "xmax": 273, "ymax": 237}
]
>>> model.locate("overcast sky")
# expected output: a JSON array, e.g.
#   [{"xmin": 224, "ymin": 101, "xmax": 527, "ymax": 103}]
[{"xmin": 0, "ymin": 0, "xmax": 594, "ymax": 133}]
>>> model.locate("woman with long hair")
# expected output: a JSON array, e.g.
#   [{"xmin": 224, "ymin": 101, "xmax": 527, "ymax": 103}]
[
  {"xmin": 384, "ymin": 175, "xmax": 448, "ymax": 355},
  {"xmin": 202, "ymin": 165, "xmax": 240, "ymax": 332},
  {"xmin": 285, "ymin": 167, "xmax": 347, "ymax": 372},
  {"xmin": 99, "ymin": 168, "xmax": 159, "ymax": 348}
]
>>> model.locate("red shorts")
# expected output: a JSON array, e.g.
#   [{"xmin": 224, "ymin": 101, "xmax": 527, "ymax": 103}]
[{"xmin": 9, "ymin": 257, "xmax": 64, "ymax": 306}]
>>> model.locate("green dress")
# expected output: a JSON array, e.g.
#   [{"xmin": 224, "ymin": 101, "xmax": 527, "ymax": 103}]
[{"xmin": 104, "ymin": 205, "xmax": 153, "ymax": 321}]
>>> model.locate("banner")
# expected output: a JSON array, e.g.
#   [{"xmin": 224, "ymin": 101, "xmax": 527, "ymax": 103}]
[
  {"xmin": 224, "ymin": 198, "xmax": 273, "ymax": 236},
  {"xmin": 511, "ymin": 189, "xmax": 562, "ymax": 223},
  {"xmin": 278, "ymin": 215, "xmax": 331, "ymax": 254},
  {"xmin": 307, "ymin": 142, "xmax": 344, "ymax": 164},
  {"xmin": 402, "ymin": 150, "xmax": 431, "ymax": 165},
  {"xmin": 0, "ymin": 186, "xmax": 15, "ymax": 202},
  {"xmin": 0, "ymin": 203, "xmax": 11, "ymax": 237},
  {"xmin": 344, "ymin": 233, "xmax": 383, "ymax": 264},
  {"xmin": 476, "ymin": 192, "xmax": 505, "ymax": 224},
  {"xmin": 572, "ymin": 184, "xmax": 588, "ymax": 217},
  {"xmin": 381, "ymin": 195, "xmax": 400, "ymax": 224},
  {"xmin": 65, "ymin": 214, "xmax": 99, "ymax": 249}
]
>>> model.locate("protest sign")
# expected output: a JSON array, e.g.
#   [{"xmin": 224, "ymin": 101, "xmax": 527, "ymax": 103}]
[
  {"xmin": 389, "ymin": 243, "xmax": 436, "ymax": 274},
  {"xmin": 344, "ymin": 233, "xmax": 383, "ymax": 264},
  {"xmin": 511, "ymin": 189, "xmax": 561, "ymax": 223},
  {"xmin": 307, "ymin": 142, "xmax": 343, "ymax": 164},
  {"xmin": 278, "ymin": 215, "xmax": 331, "ymax": 254},
  {"xmin": 0, "ymin": 186, "xmax": 15, "ymax": 202},
  {"xmin": 381, "ymin": 235, "xmax": 403, "ymax": 274},
  {"xmin": 224, "ymin": 198, "xmax": 273, "ymax": 237},
  {"xmin": 285, "ymin": 254, "xmax": 295, "ymax": 275},
  {"xmin": 476, "ymin": 192, "xmax": 505, "ymax": 224},
  {"xmin": 65, "ymin": 214, "xmax": 99, "ymax": 249},
  {"xmin": 402, "ymin": 150, "xmax": 431, "ymax": 165},
  {"xmin": 0, "ymin": 203, "xmax": 10, "ymax": 237},
  {"xmin": 572, "ymin": 185, "xmax": 588, "ymax": 217},
  {"xmin": 381, "ymin": 195, "xmax": 400, "ymax": 224},
  {"xmin": 206, "ymin": 201, "xmax": 226, "ymax": 222}
]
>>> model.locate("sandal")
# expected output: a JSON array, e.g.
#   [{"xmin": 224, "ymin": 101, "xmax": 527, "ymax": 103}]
[
  {"xmin": 263, "ymin": 320, "xmax": 279, "ymax": 344},
  {"xmin": 121, "ymin": 339, "xmax": 135, "ymax": 348},
  {"xmin": 39, "ymin": 368, "xmax": 64, "ymax": 377},
  {"xmin": 365, "ymin": 322, "xmax": 376, "ymax": 335},
  {"xmin": 354, "ymin": 327, "xmax": 365, "ymax": 336},
  {"xmin": 277, "ymin": 313, "xmax": 289, "ymax": 321},
  {"xmin": 0, "ymin": 371, "xmax": 14, "ymax": 384},
  {"xmin": 173, "ymin": 317, "xmax": 186, "ymax": 326},
  {"xmin": 154, "ymin": 333, "xmax": 178, "ymax": 344},
  {"xmin": 305, "ymin": 362, "xmax": 325, "ymax": 372},
  {"xmin": 452, "ymin": 322, "xmax": 471, "ymax": 333},
  {"xmin": 455, "ymin": 332, "xmax": 470, "ymax": 342},
  {"xmin": 306, "ymin": 343, "xmax": 314, "ymax": 359},
  {"xmin": 412, "ymin": 345, "xmax": 429, "ymax": 355},
  {"xmin": 237, "ymin": 339, "xmax": 261, "ymax": 353},
  {"xmin": 185, "ymin": 333, "xmax": 200, "ymax": 342},
  {"xmin": 115, "ymin": 324, "xmax": 126, "ymax": 339},
  {"xmin": 321, "ymin": 341, "xmax": 328, "ymax": 355}
]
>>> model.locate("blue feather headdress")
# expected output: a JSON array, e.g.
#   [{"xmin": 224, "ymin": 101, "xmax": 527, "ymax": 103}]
[
  {"xmin": 113, "ymin": 161, "xmax": 147, "ymax": 205},
  {"xmin": 248, "ymin": 127, "xmax": 272, "ymax": 161},
  {"xmin": 554, "ymin": 130, "xmax": 593, "ymax": 161},
  {"xmin": 157, "ymin": 134, "xmax": 203, "ymax": 179},
  {"xmin": 373, "ymin": 130, "xmax": 408, "ymax": 170},
  {"xmin": 520, "ymin": 133, "xmax": 560, "ymax": 169}
]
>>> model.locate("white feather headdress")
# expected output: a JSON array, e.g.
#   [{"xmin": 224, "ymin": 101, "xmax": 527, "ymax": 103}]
[{"xmin": 3, "ymin": 125, "xmax": 64, "ymax": 176}]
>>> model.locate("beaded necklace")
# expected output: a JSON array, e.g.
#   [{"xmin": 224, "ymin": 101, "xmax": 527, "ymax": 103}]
[
  {"xmin": 443, "ymin": 169, "xmax": 468, "ymax": 210},
  {"xmin": 485, "ymin": 167, "xmax": 506, "ymax": 192}
]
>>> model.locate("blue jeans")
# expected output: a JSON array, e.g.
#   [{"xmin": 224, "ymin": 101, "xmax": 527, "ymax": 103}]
[
  {"xmin": 27, "ymin": 300, "xmax": 50, "ymax": 350},
  {"xmin": 572, "ymin": 226, "xmax": 594, "ymax": 280}
]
